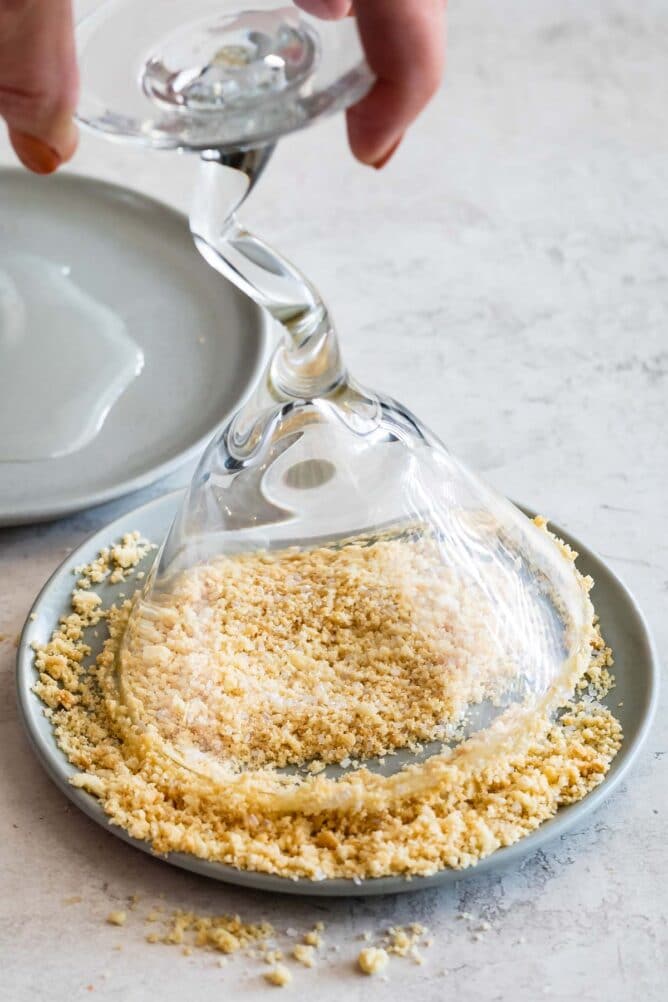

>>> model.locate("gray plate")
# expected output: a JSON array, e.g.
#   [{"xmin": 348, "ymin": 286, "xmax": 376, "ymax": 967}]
[
  {"xmin": 0, "ymin": 170, "xmax": 268, "ymax": 525},
  {"xmin": 16, "ymin": 491, "xmax": 659, "ymax": 896}
]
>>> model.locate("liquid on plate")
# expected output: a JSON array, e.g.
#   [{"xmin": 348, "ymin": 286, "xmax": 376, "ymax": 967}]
[{"xmin": 0, "ymin": 252, "xmax": 144, "ymax": 462}]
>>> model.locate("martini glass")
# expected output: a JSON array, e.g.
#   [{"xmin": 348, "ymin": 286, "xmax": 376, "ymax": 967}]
[{"xmin": 76, "ymin": 1, "xmax": 595, "ymax": 813}]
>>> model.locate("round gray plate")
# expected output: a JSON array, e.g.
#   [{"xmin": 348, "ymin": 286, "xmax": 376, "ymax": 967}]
[
  {"xmin": 16, "ymin": 491, "xmax": 659, "ymax": 896},
  {"xmin": 0, "ymin": 170, "xmax": 268, "ymax": 525}
]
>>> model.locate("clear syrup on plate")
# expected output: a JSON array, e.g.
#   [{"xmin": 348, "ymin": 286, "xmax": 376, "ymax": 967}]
[{"xmin": 0, "ymin": 252, "xmax": 144, "ymax": 462}]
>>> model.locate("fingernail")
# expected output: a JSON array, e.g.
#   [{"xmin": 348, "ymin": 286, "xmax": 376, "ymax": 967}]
[
  {"xmin": 12, "ymin": 132, "xmax": 63, "ymax": 175},
  {"xmin": 372, "ymin": 135, "xmax": 403, "ymax": 170}
]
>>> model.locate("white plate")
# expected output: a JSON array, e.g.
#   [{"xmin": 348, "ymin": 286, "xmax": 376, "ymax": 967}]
[
  {"xmin": 16, "ymin": 491, "xmax": 659, "ymax": 896},
  {"xmin": 0, "ymin": 169, "xmax": 268, "ymax": 525}
]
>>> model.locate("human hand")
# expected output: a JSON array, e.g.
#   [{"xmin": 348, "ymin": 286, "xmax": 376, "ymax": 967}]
[
  {"xmin": 0, "ymin": 0, "xmax": 78, "ymax": 173},
  {"xmin": 297, "ymin": 1, "xmax": 446, "ymax": 167},
  {"xmin": 0, "ymin": 1, "xmax": 445, "ymax": 175}
]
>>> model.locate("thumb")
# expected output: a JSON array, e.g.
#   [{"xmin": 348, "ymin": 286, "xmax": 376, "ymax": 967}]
[{"xmin": 0, "ymin": 0, "xmax": 78, "ymax": 174}]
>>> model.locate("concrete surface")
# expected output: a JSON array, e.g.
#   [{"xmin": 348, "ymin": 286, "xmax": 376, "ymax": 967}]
[{"xmin": 1, "ymin": 1, "xmax": 666, "ymax": 999}]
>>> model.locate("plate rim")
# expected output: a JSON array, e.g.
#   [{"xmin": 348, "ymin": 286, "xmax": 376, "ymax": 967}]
[
  {"xmin": 15, "ymin": 489, "xmax": 661, "ymax": 897},
  {"xmin": 0, "ymin": 168, "xmax": 271, "ymax": 526}
]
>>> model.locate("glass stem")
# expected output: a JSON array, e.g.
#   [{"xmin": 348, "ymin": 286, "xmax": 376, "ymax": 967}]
[{"xmin": 190, "ymin": 149, "xmax": 345, "ymax": 401}]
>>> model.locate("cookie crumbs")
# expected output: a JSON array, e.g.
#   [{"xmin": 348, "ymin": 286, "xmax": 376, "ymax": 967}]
[
  {"xmin": 263, "ymin": 949, "xmax": 284, "ymax": 965},
  {"xmin": 34, "ymin": 528, "xmax": 622, "ymax": 887},
  {"xmin": 106, "ymin": 911, "xmax": 127, "ymax": 927},
  {"xmin": 292, "ymin": 944, "xmax": 316, "ymax": 968},
  {"xmin": 264, "ymin": 965, "xmax": 292, "ymax": 987},
  {"xmin": 358, "ymin": 947, "xmax": 389, "ymax": 976},
  {"xmin": 74, "ymin": 531, "xmax": 153, "ymax": 589},
  {"xmin": 303, "ymin": 929, "xmax": 322, "ymax": 948}
]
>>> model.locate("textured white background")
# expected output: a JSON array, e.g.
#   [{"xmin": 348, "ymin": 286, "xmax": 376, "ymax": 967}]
[{"xmin": 1, "ymin": 1, "xmax": 666, "ymax": 999}]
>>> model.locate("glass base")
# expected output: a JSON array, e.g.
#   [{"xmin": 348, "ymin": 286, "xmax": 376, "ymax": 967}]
[
  {"xmin": 76, "ymin": 0, "xmax": 372, "ymax": 151},
  {"xmin": 142, "ymin": 8, "xmax": 319, "ymax": 112}
]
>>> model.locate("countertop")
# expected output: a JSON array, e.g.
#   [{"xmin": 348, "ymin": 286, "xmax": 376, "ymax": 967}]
[{"xmin": 1, "ymin": 1, "xmax": 666, "ymax": 999}]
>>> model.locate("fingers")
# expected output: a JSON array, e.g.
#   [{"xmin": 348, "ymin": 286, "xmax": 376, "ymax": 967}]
[
  {"xmin": 347, "ymin": 0, "xmax": 446, "ymax": 166},
  {"xmin": 0, "ymin": 0, "xmax": 78, "ymax": 173}
]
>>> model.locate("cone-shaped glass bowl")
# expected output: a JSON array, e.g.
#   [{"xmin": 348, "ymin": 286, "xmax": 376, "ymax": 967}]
[{"xmin": 79, "ymin": 1, "xmax": 595, "ymax": 818}]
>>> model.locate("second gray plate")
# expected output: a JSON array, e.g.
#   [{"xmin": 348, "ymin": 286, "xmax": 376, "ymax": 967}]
[
  {"xmin": 16, "ymin": 491, "xmax": 659, "ymax": 896},
  {"xmin": 0, "ymin": 170, "xmax": 268, "ymax": 525}
]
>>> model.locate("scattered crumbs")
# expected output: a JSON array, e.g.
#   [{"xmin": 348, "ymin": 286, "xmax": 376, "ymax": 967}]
[
  {"xmin": 618, "ymin": 701, "xmax": 624, "ymax": 707},
  {"xmin": 458, "ymin": 911, "xmax": 474, "ymax": 922},
  {"xmin": 74, "ymin": 531, "xmax": 154, "ymax": 589},
  {"xmin": 113, "ymin": 945, "xmax": 123, "ymax": 952},
  {"xmin": 409, "ymin": 946, "xmax": 423, "ymax": 965},
  {"xmin": 263, "ymin": 949, "xmax": 283, "ymax": 965},
  {"xmin": 264, "ymin": 964, "xmax": 292, "ymax": 987},
  {"xmin": 106, "ymin": 911, "xmax": 127, "ymax": 927},
  {"xmin": 358, "ymin": 947, "xmax": 389, "ymax": 976},
  {"xmin": 29, "ymin": 613, "xmax": 37, "ymax": 621},
  {"xmin": 128, "ymin": 894, "xmax": 140, "ymax": 909},
  {"xmin": 63, "ymin": 895, "xmax": 82, "ymax": 906},
  {"xmin": 303, "ymin": 929, "xmax": 322, "ymax": 948},
  {"xmin": 182, "ymin": 947, "xmax": 192, "ymax": 957},
  {"xmin": 0, "ymin": 633, "xmax": 6, "ymax": 642},
  {"xmin": 146, "ymin": 933, "xmax": 160, "ymax": 944},
  {"xmin": 292, "ymin": 943, "xmax": 316, "ymax": 968},
  {"xmin": 478, "ymin": 920, "xmax": 491, "ymax": 932},
  {"xmin": 145, "ymin": 910, "xmax": 160, "ymax": 923},
  {"xmin": 361, "ymin": 931, "xmax": 372, "ymax": 942},
  {"xmin": 285, "ymin": 927, "xmax": 298, "ymax": 938},
  {"xmin": 34, "ymin": 527, "xmax": 622, "ymax": 885},
  {"xmin": 217, "ymin": 958, "xmax": 227, "ymax": 968}
]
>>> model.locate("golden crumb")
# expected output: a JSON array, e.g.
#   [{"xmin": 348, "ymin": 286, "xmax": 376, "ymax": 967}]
[
  {"xmin": 74, "ymin": 532, "xmax": 154, "ymax": 589},
  {"xmin": 303, "ymin": 930, "xmax": 322, "ymax": 948},
  {"xmin": 264, "ymin": 964, "xmax": 292, "ymax": 987},
  {"xmin": 358, "ymin": 947, "xmax": 389, "ymax": 975},
  {"xmin": 292, "ymin": 943, "xmax": 316, "ymax": 968},
  {"xmin": 263, "ymin": 949, "xmax": 284, "ymax": 964},
  {"xmin": 106, "ymin": 911, "xmax": 127, "ymax": 927}
]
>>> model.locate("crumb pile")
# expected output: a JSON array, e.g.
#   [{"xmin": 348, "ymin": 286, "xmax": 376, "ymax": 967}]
[
  {"xmin": 119, "ymin": 536, "xmax": 519, "ymax": 771},
  {"xmin": 32, "ymin": 523, "xmax": 622, "ymax": 881}
]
